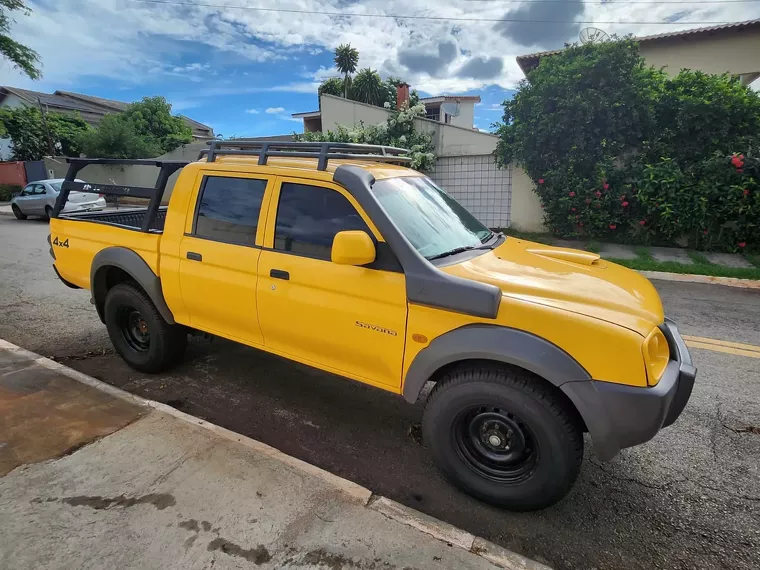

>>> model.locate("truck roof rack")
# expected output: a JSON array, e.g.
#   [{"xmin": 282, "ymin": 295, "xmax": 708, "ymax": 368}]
[
  {"xmin": 52, "ymin": 158, "xmax": 190, "ymax": 232},
  {"xmin": 198, "ymin": 140, "xmax": 412, "ymax": 171}
]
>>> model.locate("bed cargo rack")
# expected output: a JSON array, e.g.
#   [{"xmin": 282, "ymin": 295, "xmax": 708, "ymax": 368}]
[
  {"xmin": 52, "ymin": 158, "xmax": 189, "ymax": 232},
  {"xmin": 198, "ymin": 140, "xmax": 412, "ymax": 170}
]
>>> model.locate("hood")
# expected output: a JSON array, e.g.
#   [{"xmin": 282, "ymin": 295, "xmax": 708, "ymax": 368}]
[{"xmin": 442, "ymin": 238, "xmax": 664, "ymax": 336}]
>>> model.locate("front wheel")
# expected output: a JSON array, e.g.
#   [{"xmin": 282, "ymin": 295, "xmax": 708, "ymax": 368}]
[
  {"xmin": 45, "ymin": 205, "xmax": 53, "ymax": 219},
  {"xmin": 422, "ymin": 365, "xmax": 583, "ymax": 511},
  {"xmin": 104, "ymin": 282, "xmax": 187, "ymax": 373},
  {"xmin": 12, "ymin": 204, "xmax": 26, "ymax": 220}
]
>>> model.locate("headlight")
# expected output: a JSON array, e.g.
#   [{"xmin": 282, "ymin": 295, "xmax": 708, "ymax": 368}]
[{"xmin": 643, "ymin": 328, "xmax": 670, "ymax": 386}]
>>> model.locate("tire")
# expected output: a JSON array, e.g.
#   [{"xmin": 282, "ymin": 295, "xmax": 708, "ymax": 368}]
[
  {"xmin": 12, "ymin": 204, "xmax": 26, "ymax": 220},
  {"xmin": 104, "ymin": 282, "xmax": 187, "ymax": 373},
  {"xmin": 45, "ymin": 205, "xmax": 53, "ymax": 219},
  {"xmin": 422, "ymin": 364, "xmax": 583, "ymax": 511}
]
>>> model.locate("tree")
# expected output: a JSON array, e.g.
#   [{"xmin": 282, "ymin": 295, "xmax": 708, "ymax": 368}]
[
  {"xmin": 334, "ymin": 43, "xmax": 359, "ymax": 98},
  {"xmin": 495, "ymin": 39, "xmax": 760, "ymax": 251},
  {"xmin": 318, "ymin": 77, "xmax": 344, "ymax": 98},
  {"xmin": 0, "ymin": 106, "xmax": 89, "ymax": 160},
  {"xmin": 0, "ymin": 0, "xmax": 41, "ymax": 79},
  {"xmin": 78, "ymin": 114, "xmax": 162, "ymax": 159},
  {"xmin": 77, "ymin": 96, "xmax": 192, "ymax": 159},
  {"xmin": 351, "ymin": 68, "xmax": 384, "ymax": 106},
  {"xmin": 120, "ymin": 96, "xmax": 192, "ymax": 154}
]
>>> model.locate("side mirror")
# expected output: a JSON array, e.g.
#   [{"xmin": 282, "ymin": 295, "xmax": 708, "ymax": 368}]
[{"xmin": 331, "ymin": 230, "xmax": 376, "ymax": 266}]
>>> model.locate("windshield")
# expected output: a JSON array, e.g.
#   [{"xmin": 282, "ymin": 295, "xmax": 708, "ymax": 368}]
[
  {"xmin": 371, "ymin": 176, "xmax": 492, "ymax": 259},
  {"xmin": 50, "ymin": 181, "xmax": 62, "ymax": 191}
]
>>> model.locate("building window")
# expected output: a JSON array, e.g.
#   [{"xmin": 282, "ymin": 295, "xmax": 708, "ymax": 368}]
[{"xmin": 425, "ymin": 105, "xmax": 441, "ymax": 122}]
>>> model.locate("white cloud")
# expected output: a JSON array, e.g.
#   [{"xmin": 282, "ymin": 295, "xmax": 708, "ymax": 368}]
[
  {"xmin": 265, "ymin": 107, "xmax": 286, "ymax": 114},
  {"xmin": 483, "ymin": 103, "xmax": 504, "ymax": 112},
  {"xmin": 1, "ymin": 0, "xmax": 757, "ymax": 97},
  {"xmin": 245, "ymin": 108, "xmax": 260, "ymax": 114}
]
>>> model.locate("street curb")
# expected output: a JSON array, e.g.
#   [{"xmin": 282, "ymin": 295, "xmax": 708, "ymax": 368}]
[
  {"xmin": 641, "ymin": 270, "xmax": 760, "ymax": 289},
  {"xmin": 0, "ymin": 207, "xmax": 14, "ymax": 216},
  {"xmin": 0, "ymin": 337, "xmax": 548, "ymax": 570}
]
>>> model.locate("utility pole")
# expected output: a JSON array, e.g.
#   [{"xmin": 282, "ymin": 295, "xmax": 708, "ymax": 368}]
[{"xmin": 37, "ymin": 97, "xmax": 56, "ymax": 156}]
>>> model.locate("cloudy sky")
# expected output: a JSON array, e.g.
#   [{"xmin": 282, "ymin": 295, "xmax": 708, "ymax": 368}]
[{"xmin": 1, "ymin": 0, "xmax": 757, "ymax": 136}]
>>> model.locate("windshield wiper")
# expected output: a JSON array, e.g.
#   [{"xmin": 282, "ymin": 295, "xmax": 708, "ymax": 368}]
[{"xmin": 426, "ymin": 246, "xmax": 475, "ymax": 260}]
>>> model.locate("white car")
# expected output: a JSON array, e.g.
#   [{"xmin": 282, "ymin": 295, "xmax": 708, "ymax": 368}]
[{"xmin": 10, "ymin": 178, "xmax": 106, "ymax": 220}]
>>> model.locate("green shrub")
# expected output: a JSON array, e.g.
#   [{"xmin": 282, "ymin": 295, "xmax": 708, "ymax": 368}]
[
  {"xmin": 496, "ymin": 39, "xmax": 760, "ymax": 252},
  {"xmin": 0, "ymin": 183, "xmax": 21, "ymax": 201}
]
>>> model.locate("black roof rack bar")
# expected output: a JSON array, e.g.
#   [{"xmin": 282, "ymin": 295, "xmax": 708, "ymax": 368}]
[
  {"xmin": 200, "ymin": 140, "xmax": 412, "ymax": 170},
  {"xmin": 52, "ymin": 157, "xmax": 189, "ymax": 231}
]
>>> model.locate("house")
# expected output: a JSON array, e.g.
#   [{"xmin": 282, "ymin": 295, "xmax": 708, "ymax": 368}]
[
  {"xmin": 291, "ymin": 89, "xmax": 515, "ymax": 229},
  {"xmin": 292, "ymin": 85, "xmax": 482, "ymax": 133},
  {"xmin": 516, "ymin": 18, "xmax": 760, "ymax": 86},
  {"xmin": 0, "ymin": 87, "xmax": 215, "ymax": 139}
]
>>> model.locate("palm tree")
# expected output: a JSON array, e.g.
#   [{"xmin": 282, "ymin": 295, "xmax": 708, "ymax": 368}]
[
  {"xmin": 334, "ymin": 44, "xmax": 359, "ymax": 98},
  {"xmin": 351, "ymin": 68, "xmax": 384, "ymax": 106}
]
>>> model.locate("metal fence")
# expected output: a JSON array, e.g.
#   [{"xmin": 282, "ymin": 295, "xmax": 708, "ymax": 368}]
[{"xmin": 428, "ymin": 154, "xmax": 512, "ymax": 228}]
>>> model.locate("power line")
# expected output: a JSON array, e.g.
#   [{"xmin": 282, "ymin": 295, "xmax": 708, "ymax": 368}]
[{"xmin": 125, "ymin": 0, "xmax": 757, "ymax": 25}]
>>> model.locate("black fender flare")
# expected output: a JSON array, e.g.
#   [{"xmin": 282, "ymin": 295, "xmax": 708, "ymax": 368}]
[
  {"xmin": 402, "ymin": 324, "xmax": 591, "ymax": 403},
  {"xmin": 90, "ymin": 247, "xmax": 175, "ymax": 324}
]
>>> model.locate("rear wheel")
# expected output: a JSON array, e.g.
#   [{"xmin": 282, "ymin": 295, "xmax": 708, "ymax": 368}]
[
  {"xmin": 422, "ymin": 364, "xmax": 583, "ymax": 511},
  {"xmin": 44, "ymin": 205, "xmax": 53, "ymax": 219},
  {"xmin": 104, "ymin": 283, "xmax": 187, "ymax": 373},
  {"xmin": 12, "ymin": 204, "xmax": 26, "ymax": 220}
]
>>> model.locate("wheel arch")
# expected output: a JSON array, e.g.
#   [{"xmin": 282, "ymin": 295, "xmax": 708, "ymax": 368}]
[
  {"xmin": 402, "ymin": 325, "xmax": 592, "ymax": 404},
  {"xmin": 91, "ymin": 247, "xmax": 175, "ymax": 325}
]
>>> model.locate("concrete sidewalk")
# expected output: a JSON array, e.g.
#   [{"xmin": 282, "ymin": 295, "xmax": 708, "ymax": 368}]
[{"xmin": 0, "ymin": 341, "xmax": 545, "ymax": 570}]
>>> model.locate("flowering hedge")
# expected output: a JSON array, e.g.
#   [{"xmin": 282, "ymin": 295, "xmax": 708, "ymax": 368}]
[
  {"xmin": 294, "ymin": 102, "xmax": 436, "ymax": 171},
  {"xmin": 495, "ymin": 39, "xmax": 760, "ymax": 252}
]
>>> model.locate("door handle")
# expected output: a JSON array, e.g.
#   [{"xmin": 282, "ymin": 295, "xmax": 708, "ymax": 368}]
[
  {"xmin": 186, "ymin": 251, "xmax": 202, "ymax": 261},
  {"xmin": 270, "ymin": 269, "xmax": 289, "ymax": 281}
]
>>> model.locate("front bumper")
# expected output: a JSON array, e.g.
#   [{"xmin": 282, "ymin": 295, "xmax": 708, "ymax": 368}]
[{"xmin": 562, "ymin": 318, "xmax": 696, "ymax": 461}]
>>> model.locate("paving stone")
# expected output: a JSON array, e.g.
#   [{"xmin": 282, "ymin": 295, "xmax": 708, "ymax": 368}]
[
  {"xmin": 599, "ymin": 243, "xmax": 638, "ymax": 260},
  {"xmin": 703, "ymin": 252, "xmax": 753, "ymax": 268},
  {"xmin": 648, "ymin": 246, "xmax": 693, "ymax": 264}
]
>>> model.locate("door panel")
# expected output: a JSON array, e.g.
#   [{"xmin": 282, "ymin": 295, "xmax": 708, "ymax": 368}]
[
  {"xmin": 256, "ymin": 177, "xmax": 407, "ymax": 390},
  {"xmin": 177, "ymin": 173, "xmax": 273, "ymax": 345}
]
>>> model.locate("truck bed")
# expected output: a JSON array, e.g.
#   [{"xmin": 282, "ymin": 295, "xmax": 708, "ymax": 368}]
[{"xmin": 61, "ymin": 207, "xmax": 168, "ymax": 232}]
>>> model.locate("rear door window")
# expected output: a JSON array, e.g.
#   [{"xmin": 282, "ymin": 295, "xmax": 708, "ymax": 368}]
[
  {"xmin": 193, "ymin": 176, "xmax": 267, "ymax": 246},
  {"xmin": 273, "ymin": 182, "xmax": 370, "ymax": 260}
]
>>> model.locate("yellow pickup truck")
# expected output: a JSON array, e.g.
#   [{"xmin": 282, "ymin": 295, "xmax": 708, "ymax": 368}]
[{"xmin": 49, "ymin": 141, "xmax": 696, "ymax": 510}]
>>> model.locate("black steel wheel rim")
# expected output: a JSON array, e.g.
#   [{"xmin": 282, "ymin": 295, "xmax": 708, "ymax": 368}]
[
  {"xmin": 119, "ymin": 307, "xmax": 150, "ymax": 352},
  {"xmin": 453, "ymin": 406, "xmax": 538, "ymax": 483}
]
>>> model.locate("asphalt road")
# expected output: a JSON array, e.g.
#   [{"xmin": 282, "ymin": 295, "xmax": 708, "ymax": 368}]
[{"xmin": 1, "ymin": 214, "xmax": 759, "ymax": 570}]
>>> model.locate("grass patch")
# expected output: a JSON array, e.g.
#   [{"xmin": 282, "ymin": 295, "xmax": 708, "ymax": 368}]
[
  {"xmin": 585, "ymin": 241, "xmax": 600, "ymax": 254},
  {"xmin": 500, "ymin": 228, "xmax": 554, "ymax": 245},
  {"xmin": 687, "ymin": 251, "xmax": 713, "ymax": 265},
  {"xmin": 746, "ymin": 254, "xmax": 760, "ymax": 268},
  {"xmin": 607, "ymin": 256, "xmax": 760, "ymax": 280}
]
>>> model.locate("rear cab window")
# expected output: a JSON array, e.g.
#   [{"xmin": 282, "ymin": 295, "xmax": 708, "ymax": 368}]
[{"xmin": 193, "ymin": 176, "xmax": 268, "ymax": 246}]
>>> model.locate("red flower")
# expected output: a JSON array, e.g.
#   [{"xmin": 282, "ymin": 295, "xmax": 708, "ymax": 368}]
[
  {"xmin": 609, "ymin": 224, "xmax": 617, "ymax": 230},
  {"xmin": 622, "ymin": 201, "xmax": 629, "ymax": 207},
  {"xmin": 743, "ymin": 189, "xmax": 750, "ymax": 197},
  {"xmin": 731, "ymin": 154, "xmax": 745, "ymax": 168},
  {"xmin": 738, "ymin": 242, "xmax": 746, "ymax": 248},
  {"xmin": 703, "ymin": 229, "xmax": 708, "ymax": 235},
  {"xmin": 571, "ymin": 207, "xmax": 577, "ymax": 212},
  {"xmin": 569, "ymin": 191, "xmax": 575, "ymax": 197},
  {"xmin": 595, "ymin": 203, "xmax": 601, "ymax": 209},
  {"xmin": 578, "ymin": 222, "xmax": 584, "ymax": 227},
  {"xmin": 575, "ymin": 215, "xmax": 580, "ymax": 220},
  {"xmin": 639, "ymin": 220, "xmax": 647, "ymax": 226},
  {"xmin": 603, "ymin": 183, "xmax": 610, "ymax": 190},
  {"xmin": 584, "ymin": 198, "xmax": 591, "ymax": 204},
  {"xmin": 595, "ymin": 191, "xmax": 602, "ymax": 198},
  {"xmin": 538, "ymin": 178, "xmax": 544, "ymax": 184}
]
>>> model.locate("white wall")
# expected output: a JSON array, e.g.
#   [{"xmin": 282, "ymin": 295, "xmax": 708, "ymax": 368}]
[
  {"xmin": 447, "ymin": 101, "xmax": 475, "ymax": 130},
  {"xmin": 639, "ymin": 30, "xmax": 760, "ymax": 79},
  {"xmin": 509, "ymin": 165, "xmax": 545, "ymax": 232}
]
